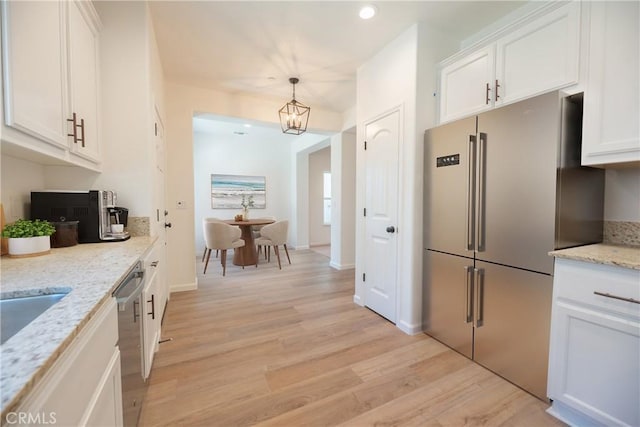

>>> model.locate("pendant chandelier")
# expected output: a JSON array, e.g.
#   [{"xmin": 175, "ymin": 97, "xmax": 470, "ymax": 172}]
[{"xmin": 278, "ymin": 77, "xmax": 310, "ymax": 135}]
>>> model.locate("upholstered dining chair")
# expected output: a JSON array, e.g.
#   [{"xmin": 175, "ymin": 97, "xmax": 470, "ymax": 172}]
[
  {"xmin": 252, "ymin": 216, "xmax": 276, "ymax": 239},
  {"xmin": 255, "ymin": 220, "xmax": 290, "ymax": 270},
  {"xmin": 203, "ymin": 221, "xmax": 245, "ymax": 276},
  {"xmin": 202, "ymin": 218, "xmax": 223, "ymax": 261}
]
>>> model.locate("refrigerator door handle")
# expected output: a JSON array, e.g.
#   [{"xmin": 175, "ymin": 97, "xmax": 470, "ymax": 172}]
[
  {"xmin": 465, "ymin": 266, "xmax": 474, "ymax": 323},
  {"xmin": 467, "ymin": 135, "xmax": 477, "ymax": 251},
  {"xmin": 474, "ymin": 268, "xmax": 485, "ymax": 327},
  {"xmin": 477, "ymin": 132, "xmax": 487, "ymax": 252}
]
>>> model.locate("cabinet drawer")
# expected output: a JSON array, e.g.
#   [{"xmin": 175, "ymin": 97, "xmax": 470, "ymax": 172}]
[{"xmin": 553, "ymin": 258, "xmax": 640, "ymax": 319}]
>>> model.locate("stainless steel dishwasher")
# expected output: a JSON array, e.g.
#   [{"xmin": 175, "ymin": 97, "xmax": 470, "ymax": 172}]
[{"xmin": 113, "ymin": 261, "xmax": 147, "ymax": 426}]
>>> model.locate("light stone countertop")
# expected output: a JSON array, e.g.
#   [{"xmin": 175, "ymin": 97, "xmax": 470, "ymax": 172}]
[
  {"xmin": 0, "ymin": 236, "xmax": 156, "ymax": 417},
  {"xmin": 550, "ymin": 243, "xmax": 640, "ymax": 270}
]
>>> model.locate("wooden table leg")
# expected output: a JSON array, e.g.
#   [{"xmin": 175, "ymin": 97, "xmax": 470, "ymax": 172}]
[{"xmin": 233, "ymin": 224, "xmax": 258, "ymax": 266}]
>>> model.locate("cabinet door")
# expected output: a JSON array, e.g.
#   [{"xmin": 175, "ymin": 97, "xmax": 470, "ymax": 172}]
[
  {"xmin": 142, "ymin": 269, "xmax": 159, "ymax": 379},
  {"xmin": 439, "ymin": 45, "xmax": 495, "ymax": 123},
  {"xmin": 495, "ymin": 2, "xmax": 580, "ymax": 106},
  {"xmin": 1, "ymin": 1, "xmax": 68, "ymax": 149},
  {"xmin": 548, "ymin": 302, "xmax": 640, "ymax": 426},
  {"xmin": 582, "ymin": 1, "xmax": 640, "ymax": 166},
  {"xmin": 67, "ymin": 0, "xmax": 101, "ymax": 163},
  {"xmin": 82, "ymin": 348, "xmax": 124, "ymax": 427}
]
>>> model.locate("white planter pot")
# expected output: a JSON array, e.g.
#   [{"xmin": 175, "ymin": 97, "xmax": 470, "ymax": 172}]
[{"xmin": 8, "ymin": 236, "xmax": 51, "ymax": 257}]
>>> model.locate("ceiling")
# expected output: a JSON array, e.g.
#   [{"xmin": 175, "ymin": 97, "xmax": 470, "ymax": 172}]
[{"xmin": 149, "ymin": 1, "xmax": 529, "ymax": 114}]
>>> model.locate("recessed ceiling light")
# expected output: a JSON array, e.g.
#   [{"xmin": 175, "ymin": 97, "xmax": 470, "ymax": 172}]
[
  {"xmin": 359, "ymin": 5, "xmax": 377, "ymax": 20},
  {"xmin": 243, "ymin": 124, "xmax": 252, "ymax": 128}
]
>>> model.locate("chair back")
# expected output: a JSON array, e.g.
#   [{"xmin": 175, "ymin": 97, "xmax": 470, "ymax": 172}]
[
  {"xmin": 260, "ymin": 220, "xmax": 288, "ymax": 245},
  {"xmin": 203, "ymin": 221, "xmax": 242, "ymax": 249}
]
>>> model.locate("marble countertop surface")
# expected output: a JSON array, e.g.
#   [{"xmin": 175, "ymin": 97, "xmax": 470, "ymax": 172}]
[
  {"xmin": 550, "ymin": 243, "xmax": 640, "ymax": 270},
  {"xmin": 0, "ymin": 236, "xmax": 156, "ymax": 417}
]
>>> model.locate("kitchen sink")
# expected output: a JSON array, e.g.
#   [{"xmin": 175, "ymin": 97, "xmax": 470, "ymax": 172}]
[{"xmin": 0, "ymin": 292, "xmax": 69, "ymax": 344}]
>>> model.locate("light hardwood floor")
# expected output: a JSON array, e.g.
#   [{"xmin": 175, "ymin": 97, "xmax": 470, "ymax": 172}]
[{"xmin": 139, "ymin": 250, "xmax": 564, "ymax": 427}]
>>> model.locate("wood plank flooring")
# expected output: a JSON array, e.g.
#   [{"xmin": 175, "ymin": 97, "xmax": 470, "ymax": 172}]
[{"xmin": 139, "ymin": 250, "xmax": 564, "ymax": 427}]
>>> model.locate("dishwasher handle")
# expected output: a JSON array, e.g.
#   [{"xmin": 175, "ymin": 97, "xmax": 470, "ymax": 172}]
[{"xmin": 114, "ymin": 262, "xmax": 145, "ymax": 310}]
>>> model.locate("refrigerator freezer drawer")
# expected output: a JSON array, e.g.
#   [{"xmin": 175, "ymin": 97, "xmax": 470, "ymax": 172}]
[
  {"xmin": 473, "ymin": 261, "xmax": 553, "ymax": 401},
  {"xmin": 423, "ymin": 250, "xmax": 474, "ymax": 359}
]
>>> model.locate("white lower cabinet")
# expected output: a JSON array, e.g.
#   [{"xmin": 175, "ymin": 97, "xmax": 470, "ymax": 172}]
[
  {"xmin": 15, "ymin": 297, "xmax": 123, "ymax": 426},
  {"xmin": 142, "ymin": 241, "xmax": 164, "ymax": 379},
  {"xmin": 547, "ymin": 258, "xmax": 640, "ymax": 427}
]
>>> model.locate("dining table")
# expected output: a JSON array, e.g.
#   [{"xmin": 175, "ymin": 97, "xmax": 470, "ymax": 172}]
[{"xmin": 223, "ymin": 218, "xmax": 275, "ymax": 266}]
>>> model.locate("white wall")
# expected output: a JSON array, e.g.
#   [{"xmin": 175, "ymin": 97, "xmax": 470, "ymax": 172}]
[
  {"xmin": 605, "ymin": 168, "xmax": 640, "ymax": 221},
  {"xmin": 355, "ymin": 23, "xmax": 457, "ymax": 334},
  {"xmin": 192, "ymin": 129, "xmax": 293, "ymax": 252},
  {"xmin": 0, "ymin": 156, "xmax": 45, "ymax": 221},
  {"xmin": 308, "ymin": 146, "xmax": 331, "ymax": 246},
  {"xmin": 330, "ymin": 130, "xmax": 356, "ymax": 270},
  {"xmin": 164, "ymin": 82, "xmax": 343, "ymax": 291}
]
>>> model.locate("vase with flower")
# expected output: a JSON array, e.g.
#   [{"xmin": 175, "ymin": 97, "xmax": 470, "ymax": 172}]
[{"xmin": 240, "ymin": 195, "xmax": 255, "ymax": 220}]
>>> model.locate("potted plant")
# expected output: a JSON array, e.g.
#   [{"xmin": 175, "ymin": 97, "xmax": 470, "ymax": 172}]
[{"xmin": 2, "ymin": 219, "xmax": 56, "ymax": 258}]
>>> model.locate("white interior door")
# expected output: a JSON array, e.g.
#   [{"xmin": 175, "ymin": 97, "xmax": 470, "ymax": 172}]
[
  {"xmin": 364, "ymin": 110, "xmax": 399, "ymax": 322},
  {"xmin": 153, "ymin": 107, "xmax": 168, "ymax": 314}
]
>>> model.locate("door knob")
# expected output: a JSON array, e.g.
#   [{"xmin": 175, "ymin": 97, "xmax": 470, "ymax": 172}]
[
  {"xmin": 164, "ymin": 222, "xmax": 172, "ymax": 228},
  {"xmin": 386, "ymin": 226, "xmax": 395, "ymax": 233}
]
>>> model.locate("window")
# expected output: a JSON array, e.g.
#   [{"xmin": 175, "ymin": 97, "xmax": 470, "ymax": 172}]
[{"xmin": 323, "ymin": 172, "xmax": 331, "ymax": 225}]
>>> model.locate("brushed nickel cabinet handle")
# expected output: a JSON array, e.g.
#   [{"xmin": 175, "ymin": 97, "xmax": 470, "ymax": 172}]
[
  {"xmin": 78, "ymin": 118, "xmax": 85, "ymax": 147},
  {"xmin": 67, "ymin": 112, "xmax": 78, "ymax": 143},
  {"xmin": 495, "ymin": 80, "xmax": 500, "ymax": 101},
  {"xmin": 594, "ymin": 291, "xmax": 640, "ymax": 305},
  {"xmin": 147, "ymin": 294, "xmax": 156, "ymax": 319},
  {"xmin": 485, "ymin": 83, "xmax": 491, "ymax": 105}
]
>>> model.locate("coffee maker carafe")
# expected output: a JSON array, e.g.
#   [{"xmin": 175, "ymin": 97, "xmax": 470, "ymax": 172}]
[{"xmin": 107, "ymin": 207, "xmax": 129, "ymax": 231}]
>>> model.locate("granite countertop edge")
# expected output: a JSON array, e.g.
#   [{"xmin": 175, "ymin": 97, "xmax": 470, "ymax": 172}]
[
  {"xmin": 0, "ymin": 236, "xmax": 157, "ymax": 417},
  {"xmin": 549, "ymin": 243, "xmax": 640, "ymax": 270}
]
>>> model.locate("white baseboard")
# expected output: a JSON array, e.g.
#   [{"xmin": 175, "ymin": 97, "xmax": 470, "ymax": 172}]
[
  {"xmin": 397, "ymin": 320, "xmax": 423, "ymax": 335},
  {"xmin": 170, "ymin": 281, "xmax": 197, "ymax": 293},
  {"xmin": 330, "ymin": 261, "xmax": 355, "ymax": 270},
  {"xmin": 353, "ymin": 294, "xmax": 363, "ymax": 306},
  {"xmin": 294, "ymin": 245, "xmax": 310, "ymax": 250}
]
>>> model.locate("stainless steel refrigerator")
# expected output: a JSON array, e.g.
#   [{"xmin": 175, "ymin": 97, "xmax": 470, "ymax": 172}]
[{"xmin": 422, "ymin": 92, "xmax": 604, "ymax": 401}]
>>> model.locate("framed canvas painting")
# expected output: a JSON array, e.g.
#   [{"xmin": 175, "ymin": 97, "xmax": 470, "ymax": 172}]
[{"xmin": 211, "ymin": 174, "xmax": 266, "ymax": 209}]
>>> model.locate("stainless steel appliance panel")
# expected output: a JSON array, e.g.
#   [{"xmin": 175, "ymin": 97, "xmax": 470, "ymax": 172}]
[
  {"xmin": 423, "ymin": 250, "xmax": 474, "ymax": 359},
  {"xmin": 555, "ymin": 94, "xmax": 605, "ymax": 248},
  {"xmin": 475, "ymin": 92, "xmax": 560, "ymax": 274},
  {"xmin": 113, "ymin": 263, "xmax": 146, "ymax": 427},
  {"xmin": 423, "ymin": 116, "xmax": 476, "ymax": 257},
  {"xmin": 472, "ymin": 261, "xmax": 553, "ymax": 401}
]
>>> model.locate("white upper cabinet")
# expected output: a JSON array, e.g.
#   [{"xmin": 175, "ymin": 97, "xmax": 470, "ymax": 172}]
[
  {"xmin": 1, "ymin": 1, "xmax": 68, "ymax": 151},
  {"xmin": 1, "ymin": 0, "xmax": 102, "ymax": 170},
  {"xmin": 581, "ymin": 1, "xmax": 640, "ymax": 166},
  {"xmin": 439, "ymin": 46, "xmax": 495, "ymax": 123},
  {"xmin": 438, "ymin": 2, "xmax": 580, "ymax": 124},
  {"xmin": 67, "ymin": 0, "xmax": 101, "ymax": 163},
  {"xmin": 495, "ymin": 3, "xmax": 580, "ymax": 106}
]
